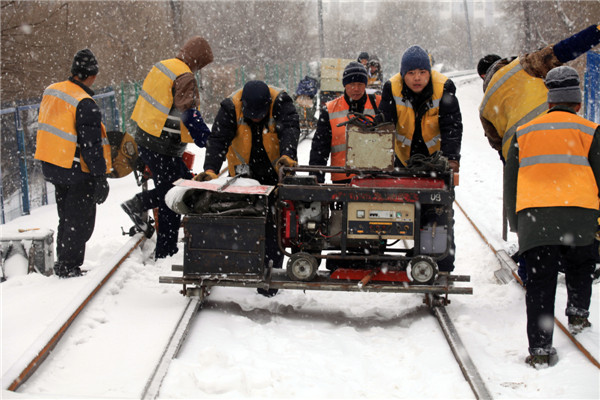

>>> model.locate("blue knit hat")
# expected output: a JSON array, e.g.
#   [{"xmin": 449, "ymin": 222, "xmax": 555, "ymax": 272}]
[
  {"xmin": 342, "ymin": 62, "xmax": 368, "ymax": 87},
  {"xmin": 400, "ymin": 45, "xmax": 431, "ymax": 77}
]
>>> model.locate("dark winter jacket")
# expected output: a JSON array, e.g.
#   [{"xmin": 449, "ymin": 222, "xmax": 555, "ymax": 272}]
[
  {"xmin": 203, "ymin": 90, "xmax": 299, "ymax": 185},
  {"xmin": 379, "ymin": 77, "xmax": 462, "ymax": 164},
  {"xmin": 504, "ymin": 106, "xmax": 600, "ymax": 254},
  {"xmin": 41, "ymin": 77, "xmax": 107, "ymax": 185},
  {"xmin": 309, "ymin": 92, "xmax": 379, "ymax": 183}
]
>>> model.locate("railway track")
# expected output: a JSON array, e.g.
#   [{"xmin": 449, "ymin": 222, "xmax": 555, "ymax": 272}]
[
  {"xmin": 455, "ymin": 200, "xmax": 600, "ymax": 370},
  {"xmin": 3, "ymin": 192, "xmax": 597, "ymax": 399},
  {"xmin": 1, "ymin": 233, "xmax": 147, "ymax": 392}
]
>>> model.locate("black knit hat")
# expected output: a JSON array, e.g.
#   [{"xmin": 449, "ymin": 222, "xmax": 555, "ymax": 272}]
[
  {"xmin": 400, "ymin": 45, "xmax": 431, "ymax": 77},
  {"xmin": 241, "ymin": 80, "xmax": 272, "ymax": 120},
  {"xmin": 71, "ymin": 49, "xmax": 98, "ymax": 79},
  {"xmin": 545, "ymin": 66, "xmax": 582, "ymax": 104},
  {"xmin": 342, "ymin": 62, "xmax": 368, "ymax": 87},
  {"xmin": 357, "ymin": 52, "xmax": 369, "ymax": 63},
  {"xmin": 477, "ymin": 54, "xmax": 501, "ymax": 79}
]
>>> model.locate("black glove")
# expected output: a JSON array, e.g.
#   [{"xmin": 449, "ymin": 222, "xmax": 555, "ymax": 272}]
[{"xmin": 93, "ymin": 176, "xmax": 109, "ymax": 204}]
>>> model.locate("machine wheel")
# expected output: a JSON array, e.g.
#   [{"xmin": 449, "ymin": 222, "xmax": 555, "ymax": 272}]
[
  {"xmin": 408, "ymin": 256, "xmax": 438, "ymax": 285},
  {"xmin": 287, "ymin": 252, "xmax": 319, "ymax": 282}
]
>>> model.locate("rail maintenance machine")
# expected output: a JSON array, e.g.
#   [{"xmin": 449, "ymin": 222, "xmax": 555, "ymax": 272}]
[{"xmin": 160, "ymin": 114, "xmax": 472, "ymax": 303}]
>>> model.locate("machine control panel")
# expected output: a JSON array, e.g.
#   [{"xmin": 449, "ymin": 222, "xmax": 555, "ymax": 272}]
[{"xmin": 347, "ymin": 202, "xmax": 415, "ymax": 239}]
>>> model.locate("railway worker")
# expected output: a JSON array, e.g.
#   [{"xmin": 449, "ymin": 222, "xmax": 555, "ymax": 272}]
[
  {"xmin": 309, "ymin": 61, "xmax": 381, "ymax": 184},
  {"xmin": 120, "ymin": 36, "xmax": 213, "ymax": 260},
  {"xmin": 34, "ymin": 49, "xmax": 111, "ymax": 278},
  {"xmin": 379, "ymin": 45, "xmax": 462, "ymax": 273},
  {"xmin": 504, "ymin": 66, "xmax": 600, "ymax": 368},
  {"xmin": 478, "ymin": 23, "xmax": 600, "ymax": 163},
  {"xmin": 194, "ymin": 80, "xmax": 300, "ymax": 297},
  {"xmin": 357, "ymin": 52, "xmax": 369, "ymax": 66},
  {"xmin": 366, "ymin": 55, "xmax": 383, "ymax": 93}
]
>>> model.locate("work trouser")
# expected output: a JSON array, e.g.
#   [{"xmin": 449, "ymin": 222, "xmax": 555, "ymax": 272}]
[
  {"xmin": 55, "ymin": 179, "xmax": 96, "ymax": 267},
  {"xmin": 522, "ymin": 243, "xmax": 595, "ymax": 352},
  {"xmin": 138, "ymin": 146, "xmax": 192, "ymax": 259}
]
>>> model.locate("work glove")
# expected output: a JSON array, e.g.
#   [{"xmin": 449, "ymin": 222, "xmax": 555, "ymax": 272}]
[
  {"xmin": 448, "ymin": 160, "xmax": 460, "ymax": 173},
  {"xmin": 182, "ymin": 109, "xmax": 211, "ymax": 148},
  {"xmin": 92, "ymin": 176, "xmax": 109, "ymax": 204},
  {"xmin": 193, "ymin": 170, "xmax": 218, "ymax": 182},
  {"xmin": 274, "ymin": 155, "xmax": 298, "ymax": 175}
]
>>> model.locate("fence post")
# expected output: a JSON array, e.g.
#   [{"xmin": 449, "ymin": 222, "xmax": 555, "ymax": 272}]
[
  {"xmin": 0, "ymin": 168, "xmax": 5, "ymax": 224},
  {"xmin": 14, "ymin": 107, "xmax": 30, "ymax": 215}
]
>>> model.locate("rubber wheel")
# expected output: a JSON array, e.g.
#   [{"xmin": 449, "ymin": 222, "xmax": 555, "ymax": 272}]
[
  {"xmin": 287, "ymin": 252, "xmax": 319, "ymax": 282},
  {"xmin": 408, "ymin": 255, "xmax": 438, "ymax": 285}
]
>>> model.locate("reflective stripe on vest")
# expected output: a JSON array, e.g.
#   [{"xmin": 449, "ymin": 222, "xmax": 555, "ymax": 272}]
[
  {"xmin": 516, "ymin": 111, "xmax": 599, "ymax": 212},
  {"xmin": 479, "ymin": 58, "xmax": 548, "ymax": 159},
  {"xmin": 389, "ymin": 71, "xmax": 446, "ymax": 165},
  {"xmin": 34, "ymin": 80, "xmax": 111, "ymax": 173},
  {"xmin": 327, "ymin": 94, "xmax": 379, "ymax": 181},
  {"xmin": 225, "ymin": 86, "xmax": 282, "ymax": 176},
  {"xmin": 130, "ymin": 58, "xmax": 194, "ymax": 143}
]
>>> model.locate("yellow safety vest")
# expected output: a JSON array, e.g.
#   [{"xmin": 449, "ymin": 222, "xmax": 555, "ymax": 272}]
[
  {"xmin": 35, "ymin": 80, "xmax": 111, "ymax": 173},
  {"xmin": 479, "ymin": 58, "xmax": 548, "ymax": 159},
  {"xmin": 130, "ymin": 58, "xmax": 194, "ymax": 143},
  {"xmin": 225, "ymin": 86, "xmax": 282, "ymax": 176},
  {"xmin": 389, "ymin": 71, "xmax": 446, "ymax": 165},
  {"xmin": 327, "ymin": 94, "xmax": 380, "ymax": 181},
  {"xmin": 516, "ymin": 111, "xmax": 599, "ymax": 212}
]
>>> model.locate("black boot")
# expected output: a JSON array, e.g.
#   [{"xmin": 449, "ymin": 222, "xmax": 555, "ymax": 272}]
[{"xmin": 121, "ymin": 195, "xmax": 154, "ymax": 238}]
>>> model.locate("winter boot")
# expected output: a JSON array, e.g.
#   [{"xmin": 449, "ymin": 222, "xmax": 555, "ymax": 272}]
[
  {"xmin": 54, "ymin": 262, "xmax": 83, "ymax": 278},
  {"xmin": 525, "ymin": 347, "xmax": 558, "ymax": 368},
  {"xmin": 568, "ymin": 316, "xmax": 591, "ymax": 334},
  {"xmin": 257, "ymin": 288, "xmax": 279, "ymax": 297},
  {"xmin": 121, "ymin": 195, "xmax": 154, "ymax": 238}
]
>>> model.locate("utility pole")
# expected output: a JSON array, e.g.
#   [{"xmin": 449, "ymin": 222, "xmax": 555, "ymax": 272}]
[
  {"xmin": 462, "ymin": 0, "xmax": 474, "ymax": 68},
  {"xmin": 318, "ymin": 0, "xmax": 324, "ymax": 58}
]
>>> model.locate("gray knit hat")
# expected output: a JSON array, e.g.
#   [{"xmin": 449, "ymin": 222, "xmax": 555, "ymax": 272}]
[{"xmin": 545, "ymin": 66, "xmax": 582, "ymax": 104}]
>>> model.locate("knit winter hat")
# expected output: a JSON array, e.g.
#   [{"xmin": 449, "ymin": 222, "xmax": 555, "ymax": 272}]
[
  {"xmin": 241, "ymin": 80, "xmax": 272, "ymax": 120},
  {"xmin": 71, "ymin": 49, "xmax": 98, "ymax": 79},
  {"xmin": 477, "ymin": 54, "xmax": 501, "ymax": 78},
  {"xmin": 357, "ymin": 52, "xmax": 369, "ymax": 63},
  {"xmin": 400, "ymin": 45, "xmax": 431, "ymax": 77},
  {"xmin": 342, "ymin": 62, "xmax": 368, "ymax": 87},
  {"xmin": 545, "ymin": 66, "xmax": 582, "ymax": 104}
]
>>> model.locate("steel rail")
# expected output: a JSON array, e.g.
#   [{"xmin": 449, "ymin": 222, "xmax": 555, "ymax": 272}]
[
  {"xmin": 2, "ymin": 234, "xmax": 147, "ymax": 392},
  {"xmin": 141, "ymin": 294, "xmax": 205, "ymax": 400},
  {"xmin": 428, "ymin": 294, "xmax": 493, "ymax": 400},
  {"xmin": 455, "ymin": 200, "xmax": 600, "ymax": 370}
]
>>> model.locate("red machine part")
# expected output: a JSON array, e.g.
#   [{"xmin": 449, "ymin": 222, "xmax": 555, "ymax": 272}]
[
  {"xmin": 350, "ymin": 176, "xmax": 446, "ymax": 189},
  {"xmin": 330, "ymin": 268, "xmax": 410, "ymax": 283},
  {"xmin": 281, "ymin": 200, "xmax": 298, "ymax": 247}
]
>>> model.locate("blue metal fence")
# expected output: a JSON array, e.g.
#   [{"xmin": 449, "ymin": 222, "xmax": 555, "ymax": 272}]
[{"xmin": 584, "ymin": 51, "xmax": 600, "ymax": 123}]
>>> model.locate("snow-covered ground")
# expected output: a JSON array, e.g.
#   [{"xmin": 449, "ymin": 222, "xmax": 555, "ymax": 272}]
[{"xmin": 1, "ymin": 78, "xmax": 598, "ymax": 399}]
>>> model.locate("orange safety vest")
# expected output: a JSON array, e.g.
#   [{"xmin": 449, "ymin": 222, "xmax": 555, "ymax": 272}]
[
  {"xmin": 389, "ymin": 71, "xmax": 446, "ymax": 166},
  {"xmin": 516, "ymin": 110, "xmax": 599, "ymax": 212},
  {"xmin": 130, "ymin": 58, "xmax": 194, "ymax": 143},
  {"xmin": 479, "ymin": 58, "xmax": 548, "ymax": 160},
  {"xmin": 35, "ymin": 80, "xmax": 111, "ymax": 173},
  {"xmin": 327, "ymin": 94, "xmax": 380, "ymax": 182},
  {"xmin": 225, "ymin": 86, "xmax": 282, "ymax": 176}
]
